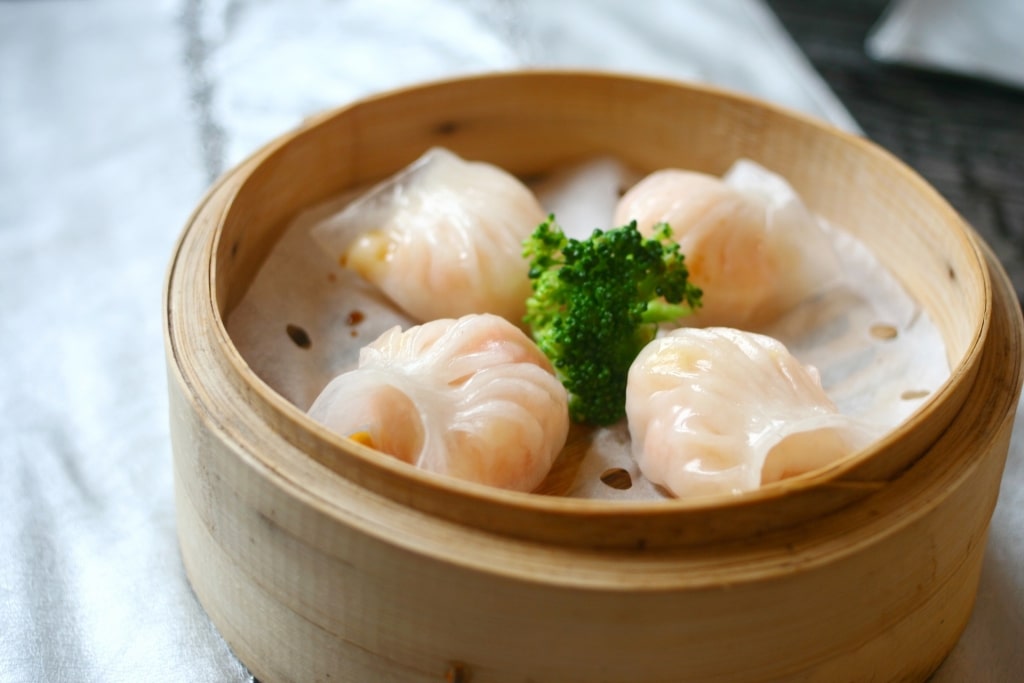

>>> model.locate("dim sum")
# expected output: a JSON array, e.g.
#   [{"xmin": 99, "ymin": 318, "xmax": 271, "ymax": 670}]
[
  {"xmin": 307, "ymin": 313, "xmax": 569, "ymax": 492},
  {"xmin": 626, "ymin": 327, "xmax": 867, "ymax": 499},
  {"xmin": 312, "ymin": 147, "xmax": 546, "ymax": 324},
  {"xmin": 613, "ymin": 162, "xmax": 838, "ymax": 329}
]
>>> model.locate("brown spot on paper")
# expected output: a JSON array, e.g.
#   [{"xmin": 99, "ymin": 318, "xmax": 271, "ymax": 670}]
[
  {"xmin": 870, "ymin": 323, "xmax": 898, "ymax": 340},
  {"xmin": 901, "ymin": 389, "xmax": 930, "ymax": 400}
]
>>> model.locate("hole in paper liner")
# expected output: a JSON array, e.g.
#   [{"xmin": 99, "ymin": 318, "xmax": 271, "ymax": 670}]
[
  {"xmin": 286, "ymin": 323, "xmax": 312, "ymax": 349},
  {"xmin": 600, "ymin": 467, "xmax": 633, "ymax": 490}
]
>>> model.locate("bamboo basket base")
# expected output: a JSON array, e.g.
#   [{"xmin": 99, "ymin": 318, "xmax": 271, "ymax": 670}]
[
  {"xmin": 169, "ymin": 240, "xmax": 1022, "ymax": 682},
  {"xmin": 163, "ymin": 73, "xmax": 1021, "ymax": 683}
]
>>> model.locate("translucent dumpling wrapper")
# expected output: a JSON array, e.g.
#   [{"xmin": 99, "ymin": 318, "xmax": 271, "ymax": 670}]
[
  {"xmin": 613, "ymin": 161, "xmax": 841, "ymax": 329},
  {"xmin": 311, "ymin": 147, "xmax": 546, "ymax": 324},
  {"xmin": 307, "ymin": 313, "xmax": 570, "ymax": 492},
  {"xmin": 626, "ymin": 327, "xmax": 874, "ymax": 499}
]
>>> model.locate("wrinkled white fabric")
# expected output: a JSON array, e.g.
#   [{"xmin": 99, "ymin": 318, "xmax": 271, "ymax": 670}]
[
  {"xmin": 1, "ymin": 1, "xmax": 1019, "ymax": 681},
  {"xmin": 0, "ymin": 4, "xmax": 247, "ymax": 682},
  {"xmin": 868, "ymin": 0, "xmax": 1024, "ymax": 90}
]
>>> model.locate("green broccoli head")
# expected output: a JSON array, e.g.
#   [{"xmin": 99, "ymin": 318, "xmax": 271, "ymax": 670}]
[{"xmin": 523, "ymin": 216, "xmax": 702, "ymax": 425}]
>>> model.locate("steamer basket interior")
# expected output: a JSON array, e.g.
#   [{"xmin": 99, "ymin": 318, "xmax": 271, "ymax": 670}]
[{"xmin": 206, "ymin": 72, "xmax": 989, "ymax": 549}]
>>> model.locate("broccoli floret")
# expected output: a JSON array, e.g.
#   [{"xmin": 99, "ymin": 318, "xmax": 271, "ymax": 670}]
[{"xmin": 523, "ymin": 216, "xmax": 702, "ymax": 425}]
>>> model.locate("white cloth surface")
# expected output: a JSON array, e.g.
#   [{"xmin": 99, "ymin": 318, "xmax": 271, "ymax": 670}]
[
  {"xmin": 0, "ymin": 1, "xmax": 1019, "ymax": 681},
  {"xmin": 868, "ymin": 0, "xmax": 1024, "ymax": 89}
]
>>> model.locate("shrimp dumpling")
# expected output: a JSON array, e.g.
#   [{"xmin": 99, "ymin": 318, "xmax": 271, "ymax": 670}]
[
  {"xmin": 312, "ymin": 147, "xmax": 546, "ymax": 323},
  {"xmin": 626, "ymin": 327, "xmax": 868, "ymax": 499},
  {"xmin": 613, "ymin": 162, "xmax": 838, "ymax": 329},
  {"xmin": 307, "ymin": 313, "xmax": 569, "ymax": 492}
]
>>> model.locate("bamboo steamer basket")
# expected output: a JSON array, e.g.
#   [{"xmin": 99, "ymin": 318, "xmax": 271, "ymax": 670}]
[{"xmin": 165, "ymin": 72, "xmax": 1023, "ymax": 682}]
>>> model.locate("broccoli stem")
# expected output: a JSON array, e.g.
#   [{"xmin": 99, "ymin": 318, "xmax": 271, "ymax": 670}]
[{"xmin": 641, "ymin": 300, "xmax": 697, "ymax": 325}]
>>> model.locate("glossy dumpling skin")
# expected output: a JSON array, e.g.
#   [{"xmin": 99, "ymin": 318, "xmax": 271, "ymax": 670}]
[
  {"xmin": 312, "ymin": 147, "xmax": 546, "ymax": 324},
  {"xmin": 307, "ymin": 313, "xmax": 569, "ymax": 492},
  {"xmin": 626, "ymin": 327, "xmax": 865, "ymax": 499},
  {"xmin": 613, "ymin": 164, "xmax": 837, "ymax": 329}
]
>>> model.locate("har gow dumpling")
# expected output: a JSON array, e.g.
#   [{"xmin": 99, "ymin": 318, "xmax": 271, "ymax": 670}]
[
  {"xmin": 625, "ymin": 327, "xmax": 869, "ymax": 499},
  {"xmin": 307, "ymin": 313, "xmax": 569, "ymax": 492},
  {"xmin": 613, "ymin": 161, "xmax": 839, "ymax": 329},
  {"xmin": 311, "ymin": 147, "xmax": 546, "ymax": 323}
]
